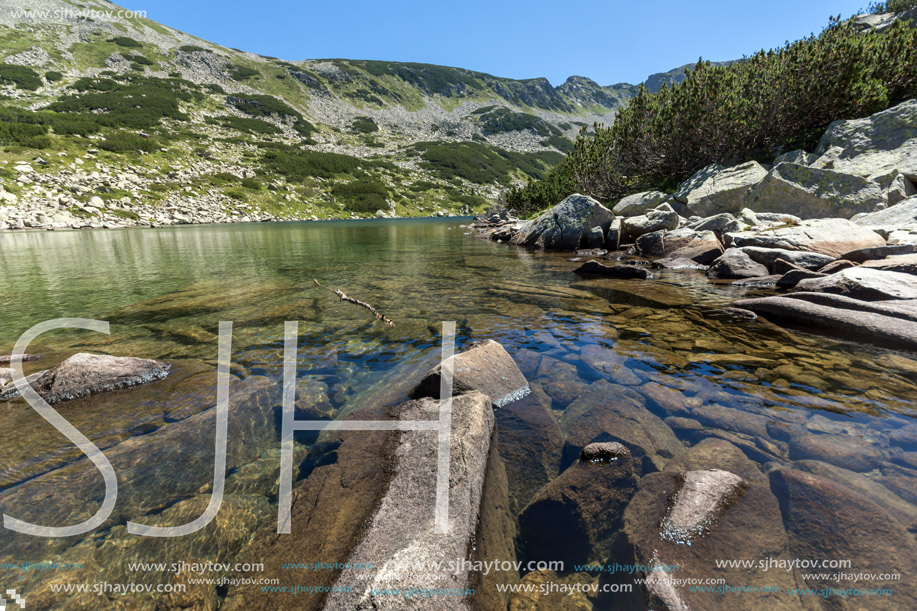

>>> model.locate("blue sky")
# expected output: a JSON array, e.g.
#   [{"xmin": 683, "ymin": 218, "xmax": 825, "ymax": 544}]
[{"xmin": 134, "ymin": 0, "xmax": 869, "ymax": 86}]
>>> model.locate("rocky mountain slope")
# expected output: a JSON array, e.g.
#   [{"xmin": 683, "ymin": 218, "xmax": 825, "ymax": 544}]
[{"xmin": 0, "ymin": 0, "xmax": 697, "ymax": 228}]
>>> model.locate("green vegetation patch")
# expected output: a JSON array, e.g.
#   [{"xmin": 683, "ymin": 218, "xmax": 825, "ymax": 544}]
[
  {"xmin": 409, "ymin": 141, "xmax": 563, "ymax": 185},
  {"xmin": 226, "ymin": 94, "xmax": 316, "ymax": 138},
  {"xmin": 228, "ymin": 64, "xmax": 259, "ymax": 81},
  {"xmin": 178, "ymin": 45, "xmax": 206, "ymax": 53},
  {"xmin": 0, "ymin": 65, "xmax": 42, "ymax": 91},
  {"xmin": 108, "ymin": 36, "xmax": 142, "ymax": 48},
  {"xmin": 44, "ymin": 70, "xmax": 64, "ymax": 83},
  {"xmin": 98, "ymin": 131, "xmax": 160, "ymax": 152},
  {"xmin": 50, "ymin": 74, "xmax": 202, "ymax": 129},
  {"xmin": 350, "ymin": 116, "xmax": 379, "ymax": 134},
  {"xmin": 207, "ymin": 115, "xmax": 281, "ymax": 135},
  {"xmin": 261, "ymin": 146, "xmax": 366, "ymax": 180},
  {"xmin": 332, "ymin": 179, "xmax": 388, "ymax": 212}
]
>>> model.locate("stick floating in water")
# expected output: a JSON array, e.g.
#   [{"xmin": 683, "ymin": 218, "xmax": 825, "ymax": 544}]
[{"xmin": 313, "ymin": 279, "xmax": 395, "ymax": 327}]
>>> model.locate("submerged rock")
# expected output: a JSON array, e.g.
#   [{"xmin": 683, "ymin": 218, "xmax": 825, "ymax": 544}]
[
  {"xmin": 573, "ymin": 260, "xmax": 650, "ymax": 279},
  {"xmin": 788, "ymin": 433, "xmax": 886, "ymax": 472},
  {"xmin": 517, "ymin": 446, "xmax": 637, "ymax": 567},
  {"xmin": 580, "ymin": 440, "xmax": 630, "ymax": 463},
  {"xmin": 0, "ymin": 353, "xmax": 171, "ymax": 404},
  {"xmin": 323, "ymin": 392, "xmax": 494, "ymax": 610},
  {"xmin": 770, "ymin": 468, "xmax": 917, "ymax": 608},
  {"xmin": 659, "ymin": 469, "xmax": 747, "ymax": 544},
  {"xmin": 411, "ymin": 339, "xmax": 530, "ymax": 408},
  {"xmin": 0, "ymin": 354, "xmax": 41, "ymax": 365}
]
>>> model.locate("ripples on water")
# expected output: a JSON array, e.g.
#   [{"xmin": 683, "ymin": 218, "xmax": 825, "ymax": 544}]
[{"xmin": 0, "ymin": 219, "xmax": 914, "ymax": 609}]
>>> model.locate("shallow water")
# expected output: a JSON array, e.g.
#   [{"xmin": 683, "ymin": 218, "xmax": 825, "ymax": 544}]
[{"xmin": 0, "ymin": 219, "xmax": 915, "ymax": 610}]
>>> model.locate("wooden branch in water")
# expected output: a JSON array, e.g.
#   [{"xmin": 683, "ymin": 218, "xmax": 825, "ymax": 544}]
[{"xmin": 313, "ymin": 279, "xmax": 395, "ymax": 327}]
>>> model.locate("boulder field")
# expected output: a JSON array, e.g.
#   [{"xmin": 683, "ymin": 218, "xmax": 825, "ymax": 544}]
[{"xmin": 473, "ymin": 98, "xmax": 917, "ymax": 351}]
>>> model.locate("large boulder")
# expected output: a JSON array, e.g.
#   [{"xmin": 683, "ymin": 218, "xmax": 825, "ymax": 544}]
[
  {"xmin": 707, "ymin": 248, "xmax": 769, "ymax": 279},
  {"xmin": 742, "ymin": 162, "xmax": 886, "ymax": 218},
  {"xmin": 612, "ymin": 190, "xmax": 671, "ymax": 217},
  {"xmin": 621, "ymin": 208, "xmax": 679, "ymax": 239},
  {"xmin": 411, "ymin": 339, "xmax": 530, "ymax": 408},
  {"xmin": 812, "ymin": 98, "xmax": 917, "ymax": 182},
  {"xmin": 727, "ymin": 218, "xmax": 885, "ymax": 257},
  {"xmin": 635, "ymin": 227, "xmax": 724, "ymax": 263},
  {"xmin": 795, "ymin": 267, "xmax": 917, "ymax": 300},
  {"xmin": 1, "ymin": 353, "xmax": 171, "ymax": 405},
  {"xmin": 737, "ymin": 246, "xmax": 835, "ymax": 271},
  {"xmin": 510, "ymin": 194, "xmax": 614, "ymax": 250},
  {"xmin": 674, "ymin": 161, "xmax": 768, "ymax": 216},
  {"xmin": 852, "ymin": 195, "xmax": 917, "ymax": 236}
]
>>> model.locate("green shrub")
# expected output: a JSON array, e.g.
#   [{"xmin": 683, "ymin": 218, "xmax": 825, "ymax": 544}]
[
  {"xmin": 262, "ymin": 147, "xmax": 364, "ymax": 179},
  {"xmin": 49, "ymin": 75, "xmax": 201, "ymax": 129},
  {"xmin": 206, "ymin": 83, "xmax": 225, "ymax": 94},
  {"xmin": 109, "ymin": 36, "xmax": 142, "ymax": 48},
  {"xmin": 350, "ymin": 116, "xmax": 379, "ymax": 133},
  {"xmin": 129, "ymin": 54, "xmax": 155, "ymax": 65},
  {"xmin": 44, "ymin": 70, "xmax": 64, "ymax": 83},
  {"xmin": 110, "ymin": 208, "xmax": 141, "ymax": 221},
  {"xmin": 225, "ymin": 188, "xmax": 247, "ymax": 201},
  {"xmin": 98, "ymin": 131, "xmax": 159, "ymax": 152},
  {"xmin": 0, "ymin": 65, "xmax": 42, "ymax": 91},
  {"xmin": 178, "ymin": 45, "xmax": 206, "ymax": 53},
  {"xmin": 226, "ymin": 93, "xmax": 315, "ymax": 138},
  {"xmin": 240, "ymin": 177, "xmax": 262, "ymax": 190},
  {"xmin": 508, "ymin": 14, "xmax": 917, "ymax": 209},
  {"xmin": 207, "ymin": 115, "xmax": 280, "ymax": 135},
  {"xmin": 332, "ymin": 179, "xmax": 388, "ymax": 212},
  {"xmin": 228, "ymin": 64, "xmax": 259, "ymax": 80},
  {"xmin": 870, "ymin": 0, "xmax": 917, "ymax": 12},
  {"xmin": 409, "ymin": 141, "xmax": 563, "ymax": 186}
]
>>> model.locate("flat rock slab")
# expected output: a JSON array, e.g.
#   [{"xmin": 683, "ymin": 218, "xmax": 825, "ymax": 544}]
[
  {"xmin": 660, "ymin": 469, "xmax": 747, "ymax": 544},
  {"xmin": 842, "ymin": 243, "xmax": 915, "ymax": 263},
  {"xmin": 795, "ymin": 267, "xmax": 917, "ymax": 300},
  {"xmin": 322, "ymin": 391, "xmax": 493, "ymax": 611},
  {"xmin": 411, "ymin": 339, "xmax": 530, "ymax": 408},
  {"xmin": 728, "ymin": 218, "xmax": 885, "ymax": 257},
  {"xmin": 1, "ymin": 353, "xmax": 171, "ymax": 404},
  {"xmin": 0, "ymin": 354, "xmax": 41, "ymax": 365},
  {"xmin": 734, "ymin": 294, "xmax": 917, "ymax": 350},
  {"xmin": 862, "ymin": 253, "xmax": 917, "ymax": 276},
  {"xmin": 573, "ymin": 260, "xmax": 650, "ymax": 279}
]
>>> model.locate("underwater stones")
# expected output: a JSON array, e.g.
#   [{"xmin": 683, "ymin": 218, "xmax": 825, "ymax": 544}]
[
  {"xmin": 624, "ymin": 467, "xmax": 798, "ymax": 611},
  {"xmin": 637, "ymin": 381, "xmax": 691, "ymax": 418},
  {"xmin": 707, "ymin": 248, "xmax": 769, "ymax": 279},
  {"xmin": 495, "ymin": 383, "xmax": 564, "ymax": 514},
  {"xmin": 536, "ymin": 355, "xmax": 587, "ymax": 407},
  {"xmin": 579, "ymin": 344, "xmax": 643, "ymax": 386},
  {"xmin": 770, "ymin": 468, "xmax": 917, "ymax": 608},
  {"xmin": 3, "ymin": 353, "xmax": 171, "ymax": 404},
  {"xmin": 322, "ymin": 392, "xmax": 493, "ymax": 610},
  {"xmin": 411, "ymin": 339, "xmax": 530, "ymax": 408},
  {"xmin": 663, "ymin": 437, "xmax": 768, "ymax": 485},
  {"xmin": 573, "ymin": 260, "xmax": 650, "ymax": 279},
  {"xmin": 517, "ymin": 446, "xmax": 637, "ymax": 567},
  {"xmin": 561, "ymin": 379, "xmax": 682, "ymax": 474},
  {"xmin": 788, "ymin": 434, "xmax": 886, "ymax": 472},
  {"xmin": 659, "ymin": 469, "xmax": 747, "ymax": 544}
]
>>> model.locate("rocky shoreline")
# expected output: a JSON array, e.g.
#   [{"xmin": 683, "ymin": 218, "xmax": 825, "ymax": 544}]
[{"xmin": 473, "ymin": 99, "xmax": 917, "ymax": 351}]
